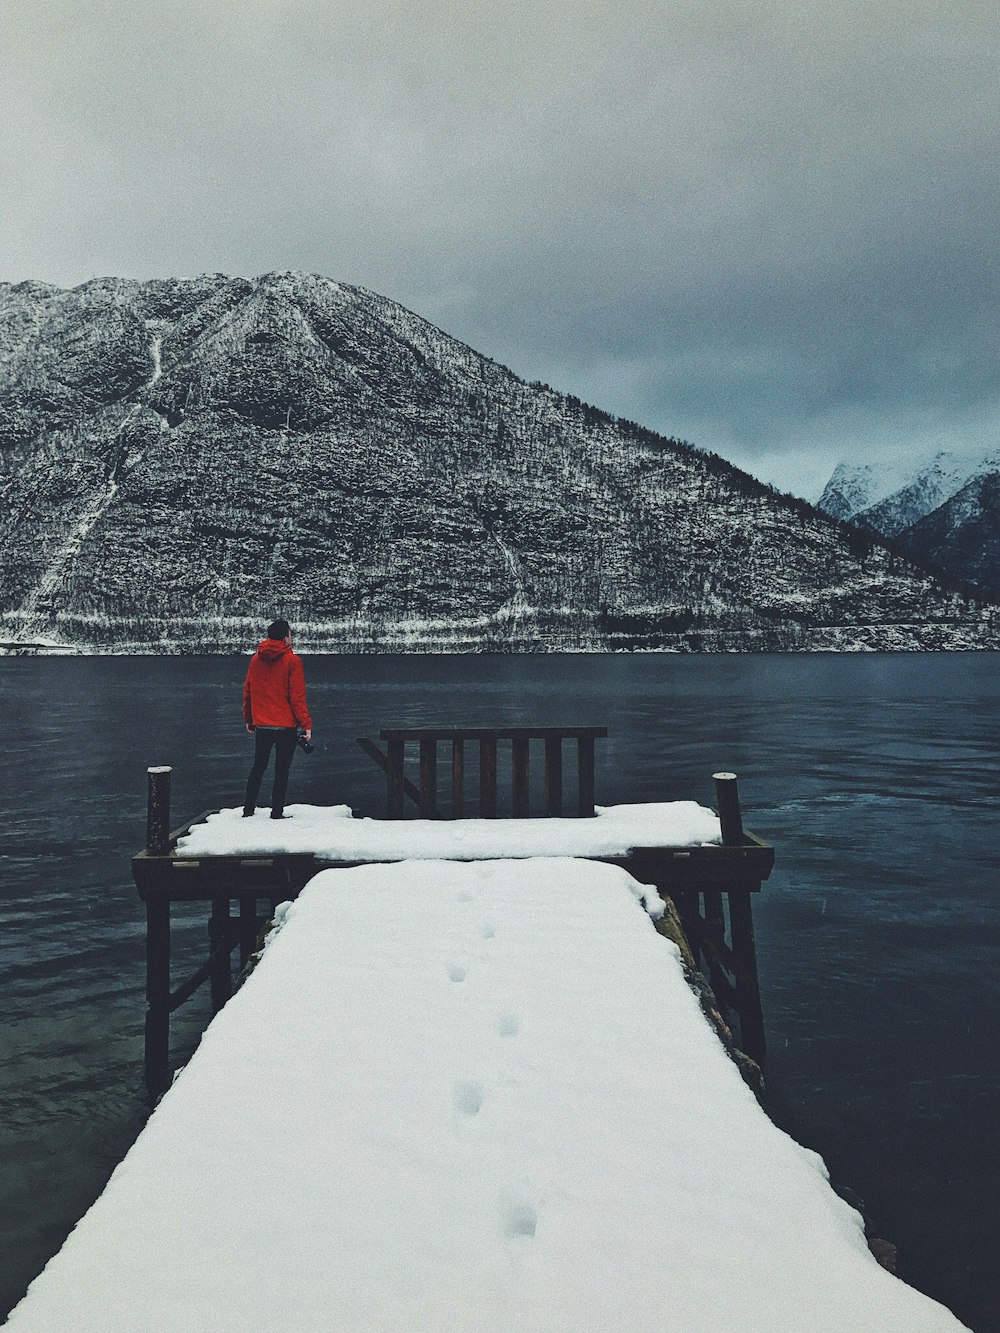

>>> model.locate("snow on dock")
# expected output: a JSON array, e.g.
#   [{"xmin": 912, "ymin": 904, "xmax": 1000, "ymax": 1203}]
[
  {"xmin": 9, "ymin": 859, "xmax": 964, "ymax": 1332},
  {"xmin": 175, "ymin": 800, "xmax": 724, "ymax": 860}
]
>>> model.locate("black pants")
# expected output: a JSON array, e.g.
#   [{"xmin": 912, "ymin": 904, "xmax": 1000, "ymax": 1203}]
[{"xmin": 244, "ymin": 728, "xmax": 297, "ymax": 816}]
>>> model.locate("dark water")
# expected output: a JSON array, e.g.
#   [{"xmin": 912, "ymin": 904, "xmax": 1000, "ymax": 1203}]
[{"xmin": 2, "ymin": 654, "xmax": 998, "ymax": 1329}]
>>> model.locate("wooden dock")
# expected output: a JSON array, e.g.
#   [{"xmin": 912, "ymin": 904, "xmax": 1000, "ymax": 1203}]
[{"xmin": 132, "ymin": 727, "xmax": 774, "ymax": 1095}]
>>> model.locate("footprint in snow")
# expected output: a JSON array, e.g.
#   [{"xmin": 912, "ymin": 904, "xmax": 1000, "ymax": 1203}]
[
  {"xmin": 453, "ymin": 1081, "xmax": 484, "ymax": 1116},
  {"xmin": 502, "ymin": 1200, "xmax": 538, "ymax": 1239},
  {"xmin": 447, "ymin": 964, "xmax": 467, "ymax": 982},
  {"xmin": 496, "ymin": 1012, "xmax": 519, "ymax": 1038}
]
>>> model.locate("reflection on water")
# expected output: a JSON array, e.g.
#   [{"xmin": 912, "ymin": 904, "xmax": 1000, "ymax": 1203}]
[{"xmin": 1, "ymin": 654, "xmax": 998, "ymax": 1328}]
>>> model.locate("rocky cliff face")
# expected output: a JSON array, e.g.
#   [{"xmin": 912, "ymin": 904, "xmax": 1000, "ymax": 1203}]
[{"xmin": 1, "ymin": 272, "xmax": 996, "ymax": 652}]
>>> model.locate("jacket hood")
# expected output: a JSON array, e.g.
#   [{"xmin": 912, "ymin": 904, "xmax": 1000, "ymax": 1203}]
[{"xmin": 256, "ymin": 638, "xmax": 291, "ymax": 660}]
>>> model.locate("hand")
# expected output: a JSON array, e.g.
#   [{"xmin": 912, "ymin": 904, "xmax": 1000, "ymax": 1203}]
[
  {"xmin": 246, "ymin": 724, "xmax": 256, "ymax": 733},
  {"xmin": 302, "ymin": 729, "xmax": 312, "ymax": 742}
]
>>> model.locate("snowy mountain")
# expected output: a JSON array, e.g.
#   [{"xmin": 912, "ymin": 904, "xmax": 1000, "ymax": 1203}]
[
  {"xmin": 816, "ymin": 463, "xmax": 883, "ymax": 522},
  {"xmin": 895, "ymin": 471, "xmax": 1000, "ymax": 600},
  {"xmin": 853, "ymin": 452, "xmax": 978, "ymax": 539},
  {"xmin": 816, "ymin": 451, "xmax": 1000, "ymax": 597},
  {"xmin": 1, "ymin": 272, "xmax": 996, "ymax": 652}
]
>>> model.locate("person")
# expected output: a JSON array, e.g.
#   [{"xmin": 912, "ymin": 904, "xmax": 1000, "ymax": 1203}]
[{"xmin": 242, "ymin": 618, "xmax": 312, "ymax": 819}]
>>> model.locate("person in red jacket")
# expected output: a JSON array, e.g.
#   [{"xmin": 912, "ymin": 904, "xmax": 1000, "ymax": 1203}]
[{"xmin": 242, "ymin": 618, "xmax": 313, "ymax": 819}]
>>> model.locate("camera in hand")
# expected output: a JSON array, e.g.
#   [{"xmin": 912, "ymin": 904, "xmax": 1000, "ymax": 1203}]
[{"xmin": 296, "ymin": 731, "xmax": 315, "ymax": 754}]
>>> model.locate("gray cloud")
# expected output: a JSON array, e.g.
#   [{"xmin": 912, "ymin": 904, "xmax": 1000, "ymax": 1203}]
[{"xmin": 3, "ymin": 0, "xmax": 998, "ymax": 497}]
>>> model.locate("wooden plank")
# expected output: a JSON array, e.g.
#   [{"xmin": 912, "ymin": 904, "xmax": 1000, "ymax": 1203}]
[
  {"xmin": 386, "ymin": 736, "xmax": 405, "ymax": 819},
  {"xmin": 356, "ymin": 738, "xmax": 424, "ymax": 811},
  {"xmin": 144, "ymin": 896, "xmax": 171, "ymax": 1096},
  {"xmin": 577, "ymin": 735, "xmax": 596, "ymax": 816},
  {"xmin": 512, "ymin": 736, "xmax": 530, "ymax": 817},
  {"xmin": 451, "ymin": 738, "xmax": 464, "ymax": 819},
  {"xmin": 544, "ymin": 737, "xmax": 563, "ymax": 817},
  {"xmin": 480, "ymin": 737, "xmax": 497, "ymax": 817},
  {"xmin": 419, "ymin": 739, "xmax": 437, "ymax": 818}
]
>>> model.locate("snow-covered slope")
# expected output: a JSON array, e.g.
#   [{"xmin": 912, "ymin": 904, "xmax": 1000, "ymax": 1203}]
[
  {"xmin": 1, "ymin": 273, "xmax": 995, "ymax": 651},
  {"xmin": 6, "ymin": 860, "xmax": 967, "ymax": 1332},
  {"xmin": 816, "ymin": 450, "xmax": 1000, "ymax": 597},
  {"xmin": 854, "ymin": 452, "xmax": 980, "ymax": 539},
  {"xmin": 816, "ymin": 462, "xmax": 884, "ymax": 521},
  {"xmin": 895, "ymin": 471, "xmax": 1000, "ymax": 600}
]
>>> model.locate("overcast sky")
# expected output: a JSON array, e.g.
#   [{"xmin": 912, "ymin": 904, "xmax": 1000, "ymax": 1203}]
[{"xmin": 3, "ymin": 0, "xmax": 997, "ymax": 496}]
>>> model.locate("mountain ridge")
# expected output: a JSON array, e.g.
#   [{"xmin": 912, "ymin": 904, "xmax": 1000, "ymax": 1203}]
[{"xmin": 1, "ymin": 272, "xmax": 996, "ymax": 653}]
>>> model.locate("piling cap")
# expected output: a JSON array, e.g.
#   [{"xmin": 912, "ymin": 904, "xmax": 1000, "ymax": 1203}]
[
  {"xmin": 147, "ymin": 765, "xmax": 173, "ymax": 774},
  {"xmin": 712, "ymin": 771, "xmax": 737, "ymax": 781}
]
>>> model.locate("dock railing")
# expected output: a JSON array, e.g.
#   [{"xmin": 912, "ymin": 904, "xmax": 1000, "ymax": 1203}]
[
  {"xmin": 357, "ymin": 726, "xmax": 608, "ymax": 819},
  {"xmin": 133, "ymin": 741, "xmax": 774, "ymax": 1096}
]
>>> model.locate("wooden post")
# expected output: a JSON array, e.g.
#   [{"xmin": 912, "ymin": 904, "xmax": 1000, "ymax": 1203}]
[
  {"xmin": 544, "ymin": 737, "xmax": 563, "ymax": 817},
  {"xmin": 144, "ymin": 895, "xmax": 171, "ymax": 1096},
  {"xmin": 451, "ymin": 739, "xmax": 464, "ymax": 818},
  {"xmin": 210, "ymin": 898, "xmax": 232, "ymax": 1011},
  {"xmin": 713, "ymin": 771, "xmax": 744, "ymax": 845},
  {"xmin": 419, "ymin": 739, "xmax": 437, "ymax": 817},
  {"xmin": 512, "ymin": 736, "xmax": 530, "ymax": 817},
  {"xmin": 239, "ymin": 895, "xmax": 257, "ymax": 968},
  {"xmin": 577, "ymin": 736, "xmax": 596, "ymax": 817},
  {"xmin": 146, "ymin": 766, "xmax": 172, "ymax": 855},
  {"xmin": 387, "ymin": 737, "xmax": 404, "ymax": 819},
  {"xmin": 480, "ymin": 737, "xmax": 497, "ymax": 817},
  {"xmin": 728, "ymin": 889, "xmax": 766, "ymax": 1065}
]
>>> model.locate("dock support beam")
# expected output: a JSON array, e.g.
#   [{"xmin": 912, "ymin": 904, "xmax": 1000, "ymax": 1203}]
[
  {"xmin": 713, "ymin": 772, "xmax": 766, "ymax": 1067},
  {"xmin": 144, "ymin": 896, "xmax": 171, "ymax": 1097}
]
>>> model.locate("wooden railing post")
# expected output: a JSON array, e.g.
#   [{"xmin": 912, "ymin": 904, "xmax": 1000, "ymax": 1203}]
[
  {"xmin": 419, "ymin": 739, "xmax": 437, "ymax": 817},
  {"xmin": 544, "ymin": 737, "xmax": 563, "ymax": 816},
  {"xmin": 480, "ymin": 737, "xmax": 498, "ymax": 817},
  {"xmin": 577, "ymin": 736, "xmax": 596, "ymax": 816},
  {"xmin": 146, "ymin": 766, "xmax": 172, "ymax": 855},
  {"xmin": 451, "ymin": 739, "xmax": 464, "ymax": 818},
  {"xmin": 512, "ymin": 736, "xmax": 530, "ymax": 816},
  {"xmin": 713, "ymin": 771, "xmax": 744, "ymax": 845}
]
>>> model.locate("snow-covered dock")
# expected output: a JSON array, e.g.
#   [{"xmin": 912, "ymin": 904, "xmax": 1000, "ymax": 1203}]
[
  {"xmin": 174, "ymin": 799, "xmax": 725, "ymax": 861},
  {"xmin": 9, "ymin": 859, "xmax": 963, "ymax": 1332},
  {"xmin": 133, "ymin": 768, "xmax": 776, "ymax": 1095}
]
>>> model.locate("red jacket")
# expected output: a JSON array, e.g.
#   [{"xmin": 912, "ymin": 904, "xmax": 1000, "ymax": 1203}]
[{"xmin": 243, "ymin": 639, "xmax": 312, "ymax": 729}]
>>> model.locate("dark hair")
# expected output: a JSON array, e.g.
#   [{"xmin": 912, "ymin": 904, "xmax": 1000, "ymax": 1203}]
[{"xmin": 267, "ymin": 618, "xmax": 291, "ymax": 640}]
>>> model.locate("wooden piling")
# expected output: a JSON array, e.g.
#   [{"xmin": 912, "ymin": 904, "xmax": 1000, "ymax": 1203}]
[
  {"xmin": 729, "ymin": 890, "xmax": 766, "ymax": 1065},
  {"xmin": 146, "ymin": 766, "xmax": 172, "ymax": 856},
  {"xmin": 713, "ymin": 772, "xmax": 744, "ymax": 846},
  {"xmin": 210, "ymin": 899, "xmax": 232, "ymax": 1011},
  {"xmin": 144, "ymin": 896, "xmax": 171, "ymax": 1097}
]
